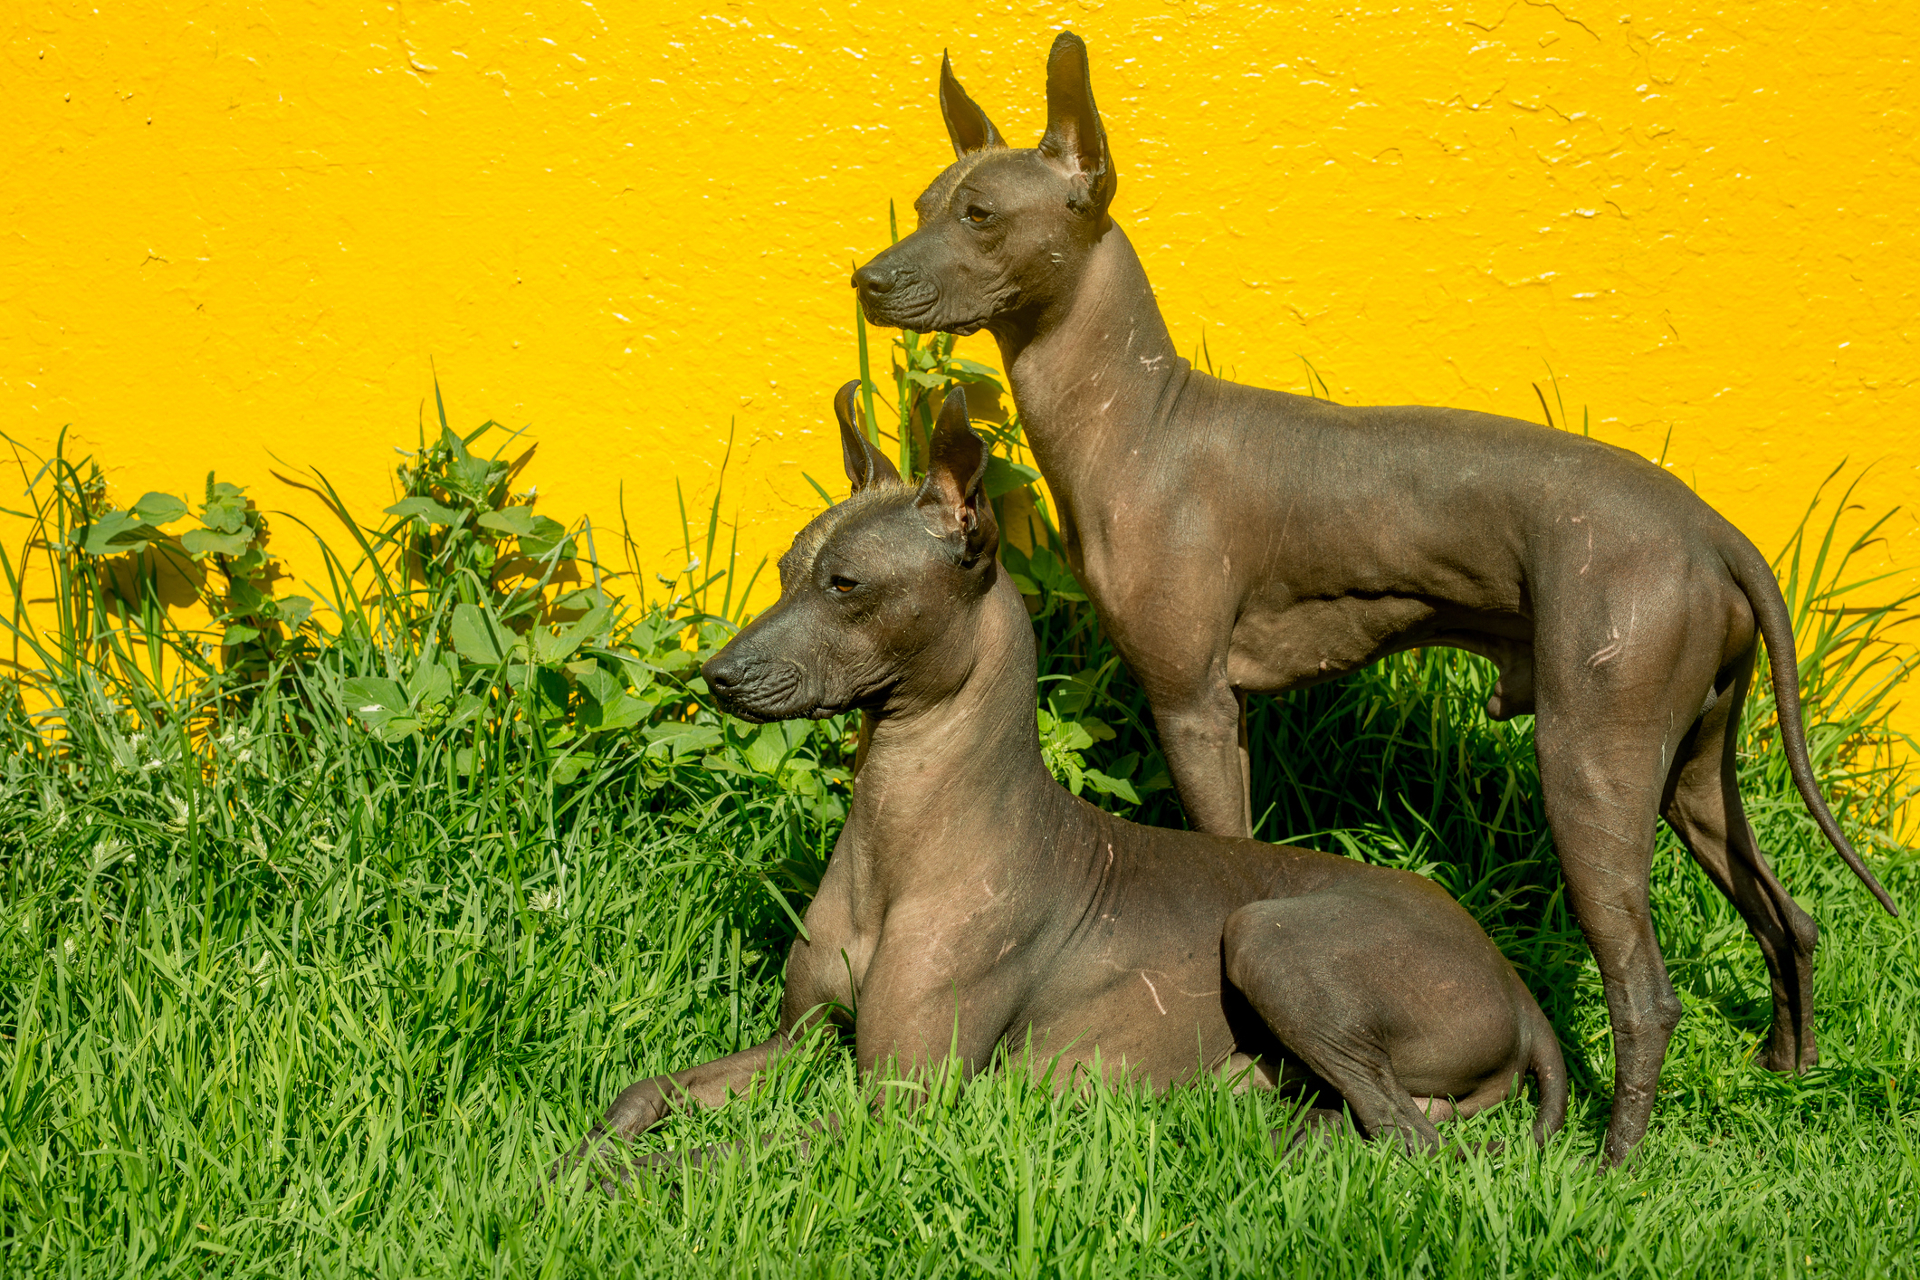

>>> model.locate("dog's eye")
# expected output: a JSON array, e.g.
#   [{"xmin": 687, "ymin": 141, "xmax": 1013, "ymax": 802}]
[
  {"xmin": 828, "ymin": 576, "xmax": 859, "ymax": 594},
  {"xmin": 962, "ymin": 205, "xmax": 992, "ymax": 226}
]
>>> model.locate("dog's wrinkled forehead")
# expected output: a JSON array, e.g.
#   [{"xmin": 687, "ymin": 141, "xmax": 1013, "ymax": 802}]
[
  {"xmin": 776, "ymin": 487, "xmax": 920, "ymax": 589},
  {"xmin": 913, "ymin": 149, "xmax": 1047, "ymax": 222}
]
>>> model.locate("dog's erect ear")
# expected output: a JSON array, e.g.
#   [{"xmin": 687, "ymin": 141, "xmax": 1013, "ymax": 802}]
[
  {"xmin": 915, "ymin": 387, "xmax": 997, "ymax": 566},
  {"xmin": 1038, "ymin": 32, "xmax": 1115, "ymax": 216},
  {"xmin": 940, "ymin": 51, "xmax": 1005, "ymax": 158},
  {"xmin": 835, "ymin": 380, "xmax": 902, "ymax": 494}
]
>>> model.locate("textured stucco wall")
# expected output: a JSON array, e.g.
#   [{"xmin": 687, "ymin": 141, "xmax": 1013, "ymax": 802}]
[{"xmin": 3, "ymin": 1, "xmax": 1915, "ymax": 734}]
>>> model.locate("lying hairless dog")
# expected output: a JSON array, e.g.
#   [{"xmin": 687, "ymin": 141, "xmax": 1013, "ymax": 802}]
[
  {"xmin": 849, "ymin": 33, "xmax": 1897, "ymax": 1165},
  {"xmin": 561, "ymin": 388, "xmax": 1565, "ymax": 1180}
]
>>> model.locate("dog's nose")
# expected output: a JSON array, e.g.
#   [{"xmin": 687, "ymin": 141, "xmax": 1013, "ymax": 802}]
[
  {"xmin": 702, "ymin": 651, "xmax": 746, "ymax": 702},
  {"xmin": 852, "ymin": 262, "xmax": 897, "ymax": 296}
]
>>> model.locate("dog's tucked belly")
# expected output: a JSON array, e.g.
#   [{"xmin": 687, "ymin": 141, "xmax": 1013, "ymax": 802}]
[{"xmin": 1226, "ymin": 595, "xmax": 1532, "ymax": 702}]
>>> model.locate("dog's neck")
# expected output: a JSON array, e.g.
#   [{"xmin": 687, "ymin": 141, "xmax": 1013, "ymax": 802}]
[
  {"xmin": 990, "ymin": 220, "xmax": 1183, "ymax": 483},
  {"xmin": 843, "ymin": 570, "xmax": 1082, "ymax": 899}
]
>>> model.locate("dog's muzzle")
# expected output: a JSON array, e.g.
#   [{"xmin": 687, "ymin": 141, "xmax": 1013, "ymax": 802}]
[{"xmin": 702, "ymin": 651, "xmax": 811, "ymax": 724}]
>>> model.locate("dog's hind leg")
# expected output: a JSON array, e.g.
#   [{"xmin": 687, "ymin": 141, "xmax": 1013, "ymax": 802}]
[
  {"xmin": 1223, "ymin": 902, "xmax": 1445, "ymax": 1154},
  {"xmin": 1528, "ymin": 574, "xmax": 1728, "ymax": 1165},
  {"xmin": 1536, "ymin": 731, "xmax": 1679, "ymax": 1166},
  {"xmin": 1662, "ymin": 651, "xmax": 1821, "ymax": 1072}
]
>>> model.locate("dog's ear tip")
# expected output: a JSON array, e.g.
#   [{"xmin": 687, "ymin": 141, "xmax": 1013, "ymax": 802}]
[{"xmin": 833, "ymin": 381, "xmax": 862, "ymax": 429}]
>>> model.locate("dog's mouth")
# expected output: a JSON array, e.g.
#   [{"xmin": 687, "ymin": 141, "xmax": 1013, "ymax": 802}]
[
  {"xmin": 865, "ymin": 305, "xmax": 991, "ymax": 339},
  {"xmin": 856, "ymin": 282, "xmax": 991, "ymax": 338}
]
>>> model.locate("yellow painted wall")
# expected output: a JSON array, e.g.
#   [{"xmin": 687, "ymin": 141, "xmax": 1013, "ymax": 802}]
[{"xmin": 4, "ymin": 1, "xmax": 1915, "ymax": 735}]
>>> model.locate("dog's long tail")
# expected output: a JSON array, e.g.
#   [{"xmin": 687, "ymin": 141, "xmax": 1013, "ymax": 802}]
[
  {"xmin": 1726, "ymin": 534, "xmax": 1899, "ymax": 916},
  {"xmin": 1527, "ymin": 1003, "xmax": 1569, "ymax": 1147}
]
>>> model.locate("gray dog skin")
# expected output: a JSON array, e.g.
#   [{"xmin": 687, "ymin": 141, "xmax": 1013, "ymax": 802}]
[
  {"xmin": 562, "ymin": 388, "xmax": 1566, "ymax": 1181},
  {"xmin": 849, "ymin": 33, "xmax": 1898, "ymax": 1165}
]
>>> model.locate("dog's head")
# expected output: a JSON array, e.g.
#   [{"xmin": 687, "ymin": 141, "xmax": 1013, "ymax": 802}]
[
  {"xmin": 852, "ymin": 32, "xmax": 1115, "ymax": 337},
  {"xmin": 701, "ymin": 384, "xmax": 1000, "ymax": 722}
]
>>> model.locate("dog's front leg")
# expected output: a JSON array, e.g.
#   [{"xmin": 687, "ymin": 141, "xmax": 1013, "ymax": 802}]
[
  {"xmin": 1149, "ymin": 671, "xmax": 1250, "ymax": 838},
  {"xmin": 554, "ymin": 1033, "xmax": 802, "ymax": 1188}
]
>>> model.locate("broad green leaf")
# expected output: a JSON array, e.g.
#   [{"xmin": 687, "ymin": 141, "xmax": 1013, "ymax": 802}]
[
  {"xmin": 518, "ymin": 532, "xmax": 576, "ymax": 561},
  {"xmin": 553, "ymin": 585, "xmax": 612, "ymax": 613},
  {"xmin": 605, "ymin": 655, "xmax": 657, "ymax": 694},
  {"xmin": 81, "ymin": 510, "xmax": 162, "ymax": 556},
  {"xmin": 1081, "ymin": 770, "xmax": 1142, "ymax": 805},
  {"xmin": 131, "ymin": 492, "xmax": 189, "ymax": 524},
  {"xmin": 477, "ymin": 507, "xmax": 544, "ymax": 537},
  {"xmin": 182, "ymin": 526, "xmax": 254, "ymax": 558},
  {"xmin": 277, "ymin": 595, "xmax": 315, "ymax": 630},
  {"xmin": 643, "ymin": 721, "xmax": 724, "ymax": 760},
  {"xmin": 406, "ymin": 661, "xmax": 453, "ymax": 708},
  {"xmin": 442, "ymin": 427, "xmax": 499, "ymax": 496},
  {"xmin": 446, "ymin": 693, "xmax": 488, "ymax": 729},
  {"xmin": 946, "ymin": 357, "xmax": 1005, "ymax": 385},
  {"xmin": 534, "ymin": 667, "xmax": 571, "ymax": 717},
  {"xmin": 653, "ymin": 647, "xmax": 701, "ymax": 674},
  {"xmin": 342, "ymin": 676, "xmax": 406, "ymax": 715},
  {"xmin": 742, "ymin": 723, "xmax": 791, "ymax": 775},
  {"xmin": 984, "ymin": 454, "xmax": 1041, "ymax": 499},
  {"xmin": 341, "ymin": 676, "xmax": 412, "ymax": 740},
  {"xmin": 1039, "ymin": 710, "xmax": 1095, "ymax": 753},
  {"xmin": 384, "ymin": 496, "xmax": 464, "ymax": 527},
  {"xmin": 533, "ymin": 606, "xmax": 610, "ymax": 665},
  {"xmin": 228, "ymin": 579, "xmax": 270, "ymax": 613},
  {"xmin": 551, "ymin": 753, "xmax": 592, "ymax": 785},
  {"xmin": 221, "ymin": 624, "xmax": 261, "ymax": 646},
  {"xmin": 201, "ymin": 481, "xmax": 250, "ymax": 534},
  {"xmin": 449, "ymin": 603, "xmax": 511, "ymax": 665},
  {"xmin": 582, "ymin": 692, "xmax": 650, "ymax": 732},
  {"xmin": 574, "ymin": 665, "xmax": 621, "ymax": 707}
]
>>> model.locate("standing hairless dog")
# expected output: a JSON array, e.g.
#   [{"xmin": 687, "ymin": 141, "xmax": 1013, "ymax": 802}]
[
  {"xmin": 849, "ymin": 33, "xmax": 1897, "ymax": 1164},
  {"xmin": 562, "ymin": 388, "xmax": 1565, "ymax": 1177}
]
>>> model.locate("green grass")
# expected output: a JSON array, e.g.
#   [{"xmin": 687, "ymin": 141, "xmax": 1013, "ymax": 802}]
[{"xmin": 2, "ymin": 426, "xmax": 1917, "ymax": 1276}]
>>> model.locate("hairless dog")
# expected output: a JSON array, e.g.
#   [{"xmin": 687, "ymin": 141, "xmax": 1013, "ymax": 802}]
[
  {"xmin": 849, "ymin": 33, "xmax": 1897, "ymax": 1164},
  {"xmin": 560, "ymin": 388, "xmax": 1565, "ymax": 1182}
]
